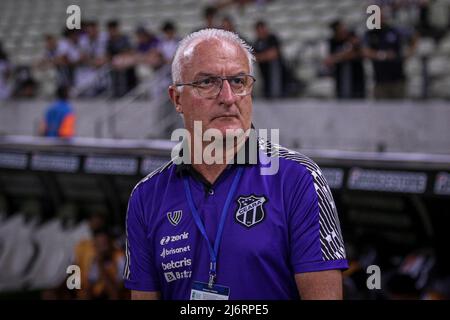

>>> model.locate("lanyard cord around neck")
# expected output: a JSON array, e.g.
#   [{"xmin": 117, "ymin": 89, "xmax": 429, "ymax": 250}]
[{"xmin": 183, "ymin": 166, "xmax": 244, "ymax": 288}]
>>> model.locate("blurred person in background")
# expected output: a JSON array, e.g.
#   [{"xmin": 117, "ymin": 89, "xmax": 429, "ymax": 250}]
[
  {"xmin": 203, "ymin": 5, "xmax": 218, "ymax": 28},
  {"xmin": 55, "ymin": 29, "xmax": 81, "ymax": 88},
  {"xmin": 363, "ymin": 8, "xmax": 418, "ymax": 99},
  {"xmin": 324, "ymin": 20, "xmax": 366, "ymax": 99},
  {"xmin": 158, "ymin": 21, "xmax": 180, "ymax": 65},
  {"xmin": 220, "ymin": 15, "xmax": 249, "ymax": 43},
  {"xmin": 134, "ymin": 26, "xmax": 164, "ymax": 71},
  {"xmin": 33, "ymin": 35, "xmax": 59, "ymax": 97},
  {"xmin": 221, "ymin": 15, "xmax": 237, "ymax": 33},
  {"xmin": 78, "ymin": 20, "xmax": 107, "ymax": 59},
  {"xmin": 253, "ymin": 20, "xmax": 286, "ymax": 98},
  {"xmin": 385, "ymin": 272, "xmax": 422, "ymax": 299},
  {"xmin": 77, "ymin": 20, "xmax": 108, "ymax": 96},
  {"xmin": 422, "ymin": 275, "xmax": 450, "ymax": 300},
  {"xmin": 36, "ymin": 35, "xmax": 58, "ymax": 69},
  {"xmin": 195, "ymin": 5, "xmax": 219, "ymax": 31},
  {"xmin": 84, "ymin": 229, "xmax": 126, "ymax": 299},
  {"xmin": 0, "ymin": 41, "xmax": 11, "ymax": 100},
  {"xmin": 74, "ymin": 211, "xmax": 108, "ymax": 299},
  {"xmin": 39, "ymin": 85, "xmax": 75, "ymax": 138},
  {"xmin": 106, "ymin": 20, "xmax": 137, "ymax": 97},
  {"xmin": 135, "ymin": 26, "xmax": 160, "ymax": 54}
]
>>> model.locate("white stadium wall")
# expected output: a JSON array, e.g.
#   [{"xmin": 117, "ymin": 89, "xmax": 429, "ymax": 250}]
[{"xmin": 0, "ymin": 99, "xmax": 449, "ymax": 154}]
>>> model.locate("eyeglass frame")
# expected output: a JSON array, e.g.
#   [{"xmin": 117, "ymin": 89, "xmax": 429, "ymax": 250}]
[{"xmin": 173, "ymin": 74, "xmax": 256, "ymax": 98}]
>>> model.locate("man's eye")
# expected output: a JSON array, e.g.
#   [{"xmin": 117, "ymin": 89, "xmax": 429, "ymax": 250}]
[
  {"xmin": 198, "ymin": 78, "xmax": 215, "ymax": 86},
  {"xmin": 230, "ymin": 77, "xmax": 245, "ymax": 85}
]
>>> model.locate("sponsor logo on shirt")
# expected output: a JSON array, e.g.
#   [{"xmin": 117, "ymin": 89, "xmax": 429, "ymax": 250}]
[
  {"xmin": 164, "ymin": 270, "xmax": 192, "ymax": 283},
  {"xmin": 161, "ymin": 257, "xmax": 192, "ymax": 271},
  {"xmin": 167, "ymin": 210, "xmax": 183, "ymax": 226},
  {"xmin": 160, "ymin": 232, "xmax": 189, "ymax": 246},
  {"xmin": 160, "ymin": 245, "xmax": 191, "ymax": 259}
]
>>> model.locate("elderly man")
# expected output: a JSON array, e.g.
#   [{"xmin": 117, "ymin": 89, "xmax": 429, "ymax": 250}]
[{"xmin": 124, "ymin": 29, "xmax": 348, "ymax": 300}]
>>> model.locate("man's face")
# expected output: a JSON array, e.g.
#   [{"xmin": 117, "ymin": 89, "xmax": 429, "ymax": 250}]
[
  {"xmin": 336, "ymin": 24, "xmax": 348, "ymax": 40},
  {"xmin": 169, "ymin": 39, "xmax": 253, "ymax": 138},
  {"xmin": 136, "ymin": 32, "xmax": 147, "ymax": 44},
  {"xmin": 108, "ymin": 26, "xmax": 119, "ymax": 38},
  {"xmin": 45, "ymin": 37, "xmax": 56, "ymax": 50},
  {"xmin": 256, "ymin": 25, "xmax": 268, "ymax": 39},
  {"xmin": 94, "ymin": 233, "xmax": 112, "ymax": 259},
  {"xmin": 87, "ymin": 24, "xmax": 98, "ymax": 38}
]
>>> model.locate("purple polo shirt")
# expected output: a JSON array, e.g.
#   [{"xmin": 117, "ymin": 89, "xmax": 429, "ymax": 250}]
[{"xmin": 123, "ymin": 137, "xmax": 348, "ymax": 300}]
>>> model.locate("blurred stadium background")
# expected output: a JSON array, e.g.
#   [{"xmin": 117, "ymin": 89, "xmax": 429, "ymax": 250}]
[{"xmin": 0, "ymin": 0, "xmax": 449, "ymax": 299}]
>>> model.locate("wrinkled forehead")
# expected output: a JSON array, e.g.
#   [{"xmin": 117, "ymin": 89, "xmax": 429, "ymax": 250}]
[{"xmin": 181, "ymin": 38, "xmax": 249, "ymax": 78}]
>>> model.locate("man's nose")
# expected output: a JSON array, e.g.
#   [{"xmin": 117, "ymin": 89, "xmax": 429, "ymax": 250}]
[{"xmin": 218, "ymin": 79, "xmax": 238, "ymax": 105}]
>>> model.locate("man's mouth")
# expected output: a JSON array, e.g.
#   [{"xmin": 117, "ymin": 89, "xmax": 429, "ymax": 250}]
[{"xmin": 212, "ymin": 114, "xmax": 239, "ymax": 120}]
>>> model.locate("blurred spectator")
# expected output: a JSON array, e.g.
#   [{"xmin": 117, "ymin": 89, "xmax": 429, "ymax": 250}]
[
  {"xmin": 422, "ymin": 276, "xmax": 450, "ymax": 299},
  {"xmin": 417, "ymin": 0, "xmax": 432, "ymax": 34},
  {"xmin": 324, "ymin": 20, "xmax": 366, "ymax": 99},
  {"xmin": 36, "ymin": 35, "xmax": 58, "ymax": 69},
  {"xmin": 0, "ymin": 41, "xmax": 12, "ymax": 100},
  {"xmin": 158, "ymin": 21, "xmax": 180, "ymax": 64},
  {"xmin": 107, "ymin": 20, "xmax": 137, "ymax": 97},
  {"xmin": 204, "ymin": 5, "xmax": 218, "ymax": 28},
  {"xmin": 221, "ymin": 15, "xmax": 237, "ymax": 33},
  {"xmin": 12, "ymin": 65, "xmax": 37, "ymax": 98},
  {"xmin": 55, "ymin": 29, "xmax": 82, "ymax": 88},
  {"xmin": 74, "ymin": 211, "xmax": 107, "ymax": 299},
  {"xmin": 134, "ymin": 26, "xmax": 164, "ymax": 71},
  {"xmin": 220, "ymin": 15, "xmax": 250, "ymax": 43},
  {"xmin": 39, "ymin": 86, "xmax": 75, "ymax": 138},
  {"xmin": 77, "ymin": 20, "xmax": 108, "ymax": 96},
  {"xmin": 386, "ymin": 272, "xmax": 421, "ymax": 299},
  {"xmin": 32, "ymin": 35, "xmax": 58, "ymax": 97},
  {"xmin": 195, "ymin": 6, "xmax": 219, "ymax": 31},
  {"xmin": 79, "ymin": 21, "xmax": 107, "ymax": 63},
  {"xmin": 135, "ymin": 27, "xmax": 159, "ymax": 54},
  {"xmin": 363, "ymin": 9, "xmax": 417, "ymax": 99},
  {"xmin": 84, "ymin": 229, "xmax": 126, "ymax": 299},
  {"xmin": 254, "ymin": 20, "xmax": 297, "ymax": 98}
]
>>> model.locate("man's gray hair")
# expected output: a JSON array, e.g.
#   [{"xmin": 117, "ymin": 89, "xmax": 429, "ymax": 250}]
[{"xmin": 171, "ymin": 28, "xmax": 255, "ymax": 85}]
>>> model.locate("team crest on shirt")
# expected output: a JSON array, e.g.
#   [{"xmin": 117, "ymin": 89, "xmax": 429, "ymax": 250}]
[
  {"xmin": 167, "ymin": 210, "xmax": 183, "ymax": 226},
  {"xmin": 235, "ymin": 195, "xmax": 267, "ymax": 228}
]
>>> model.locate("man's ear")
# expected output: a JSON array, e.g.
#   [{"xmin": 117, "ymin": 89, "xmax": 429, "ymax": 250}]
[{"xmin": 168, "ymin": 85, "xmax": 183, "ymax": 114}]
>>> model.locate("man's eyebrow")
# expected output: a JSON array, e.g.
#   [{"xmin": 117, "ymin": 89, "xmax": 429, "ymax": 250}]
[
  {"xmin": 195, "ymin": 72, "xmax": 216, "ymax": 77},
  {"xmin": 194, "ymin": 72, "xmax": 247, "ymax": 78}
]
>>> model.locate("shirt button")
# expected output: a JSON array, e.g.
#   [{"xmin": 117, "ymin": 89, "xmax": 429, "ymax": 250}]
[{"xmin": 208, "ymin": 189, "xmax": 214, "ymax": 195}]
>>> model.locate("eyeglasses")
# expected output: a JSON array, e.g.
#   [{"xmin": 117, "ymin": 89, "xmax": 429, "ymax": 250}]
[{"xmin": 175, "ymin": 74, "xmax": 256, "ymax": 98}]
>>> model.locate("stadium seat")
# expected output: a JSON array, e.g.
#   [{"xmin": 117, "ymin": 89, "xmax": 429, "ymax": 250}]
[
  {"xmin": 0, "ymin": 214, "xmax": 36, "ymax": 292},
  {"xmin": 428, "ymin": 55, "xmax": 450, "ymax": 77},
  {"xmin": 24, "ymin": 219, "xmax": 72, "ymax": 290},
  {"xmin": 305, "ymin": 77, "xmax": 334, "ymax": 99},
  {"xmin": 416, "ymin": 38, "xmax": 436, "ymax": 57},
  {"xmin": 437, "ymin": 36, "xmax": 450, "ymax": 55},
  {"xmin": 429, "ymin": 0, "xmax": 450, "ymax": 29},
  {"xmin": 430, "ymin": 76, "xmax": 450, "ymax": 99},
  {"xmin": 405, "ymin": 57, "xmax": 422, "ymax": 77},
  {"xmin": 407, "ymin": 76, "xmax": 423, "ymax": 99}
]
